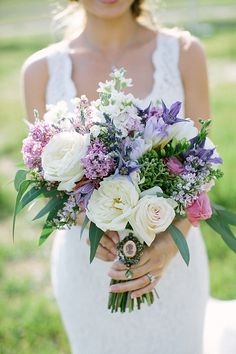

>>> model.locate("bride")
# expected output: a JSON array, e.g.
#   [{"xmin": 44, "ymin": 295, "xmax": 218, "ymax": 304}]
[{"xmin": 22, "ymin": 1, "xmax": 236, "ymax": 353}]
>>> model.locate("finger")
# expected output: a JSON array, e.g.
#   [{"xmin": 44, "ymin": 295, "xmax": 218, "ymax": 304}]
[
  {"xmin": 110, "ymin": 275, "xmax": 151, "ymax": 293},
  {"xmin": 105, "ymin": 230, "xmax": 120, "ymax": 244},
  {"xmin": 108, "ymin": 260, "xmax": 152, "ymax": 281},
  {"xmin": 111, "ymin": 249, "xmax": 149, "ymax": 271},
  {"xmin": 100, "ymin": 235, "xmax": 117, "ymax": 256},
  {"xmin": 131, "ymin": 277, "xmax": 160, "ymax": 299},
  {"xmin": 96, "ymin": 244, "xmax": 116, "ymax": 262}
]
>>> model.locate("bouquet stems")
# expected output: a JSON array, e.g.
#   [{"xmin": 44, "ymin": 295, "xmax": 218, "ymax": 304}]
[{"xmin": 108, "ymin": 278, "xmax": 155, "ymax": 313}]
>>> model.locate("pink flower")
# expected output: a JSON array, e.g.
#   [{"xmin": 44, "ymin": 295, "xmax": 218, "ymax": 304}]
[
  {"xmin": 186, "ymin": 193, "xmax": 212, "ymax": 227},
  {"xmin": 165, "ymin": 157, "xmax": 184, "ymax": 175}
]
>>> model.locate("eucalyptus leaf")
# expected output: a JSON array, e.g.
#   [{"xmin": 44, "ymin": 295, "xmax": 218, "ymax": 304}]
[
  {"xmin": 168, "ymin": 224, "xmax": 190, "ymax": 265},
  {"xmin": 18, "ymin": 187, "xmax": 43, "ymax": 212},
  {"xmin": 80, "ymin": 215, "xmax": 90, "ymax": 239},
  {"xmin": 12, "ymin": 179, "xmax": 32, "ymax": 241},
  {"xmin": 14, "ymin": 170, "xmax": 28, "ymax": 191},
  {"xmin": 38, "ymin": 224, "xmax": 54, "ymax": 246},
  {"xmin": 89, "ymin": 222, "xmax": 104, "ymax": 263},
  {"xmin": 217, "ymin": 209, "xmax": 236, "ymax": 226},
  {"xmin": 206, "ymin": 215, "xmax": 236, "ymax": 252},
  {"xmin": 33, "ymin": 195, "xmax": 67, "ymax": 221}
]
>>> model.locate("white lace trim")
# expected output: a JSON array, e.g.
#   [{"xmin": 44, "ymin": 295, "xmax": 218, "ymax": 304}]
[{"xmin": 46, "ymin": 31, "xmax": 184, "ymax": 115}]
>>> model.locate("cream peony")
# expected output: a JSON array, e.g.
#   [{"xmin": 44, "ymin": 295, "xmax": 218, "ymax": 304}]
[
  {"xmin": 42, "ymin": 131, "xmax": 89, "ymax": 192},
  {"xmin": 129, "ymin": 195, "xmax": 176, "ymax": 246},
  {"xmin": 86, "ymin": 176, "xmax": 139, "ymax": 232}
]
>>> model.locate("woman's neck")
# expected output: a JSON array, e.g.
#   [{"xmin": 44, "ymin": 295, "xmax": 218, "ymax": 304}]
[{"xmin": 82, "ymin": 11, "xmax": 140, "ymax": 53}]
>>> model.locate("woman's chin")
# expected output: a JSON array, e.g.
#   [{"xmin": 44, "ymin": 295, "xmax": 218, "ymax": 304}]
[{"xmin": 83, "ymin": 0, "xmax": 134, "ymax": 20}]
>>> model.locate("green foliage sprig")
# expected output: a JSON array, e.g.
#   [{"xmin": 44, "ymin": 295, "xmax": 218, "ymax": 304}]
[{"xmin": 138, "ymin": 149, "xmax": 181, "ymax": 195}]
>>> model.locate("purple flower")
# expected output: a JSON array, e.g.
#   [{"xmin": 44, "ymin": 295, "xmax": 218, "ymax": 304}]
[
  {"xmin": 114, "ymin": 155, "xmax": 141, "ymax": 181},
  {"xmin": 161, "ymin": 101, "xmax": 185, "ymax": 125},
  {"xmin": 29, "ymin": 120, "xmax": 52, "ymax": 145},
  {"xmin": 144, "ymin": 116, "xmax": 168, "ymax": 145},
  {"xmin": 22, "ymin": 137, "xmax": 43, "ymax": 169},
  {"xmin": 148, "ymin": 106, "xmax": 163, "ymax": 120},
  {"xmin": 165, "ymin": 157, "xmax": 184, "ymax": 175},
  {"xmin": 73, "ymin": 182, "xmax": 95, "ymax": 209},
  {"xmin": 129, "ymin": 137, "xmax": 149, "ymax": 161},
  {"xmin": 81, "ymin": 139, "xmax": 115, "ymax": 180},
  {"xmin": 22, "ymin": 120, "xmax": 53, "ymax": 170}
]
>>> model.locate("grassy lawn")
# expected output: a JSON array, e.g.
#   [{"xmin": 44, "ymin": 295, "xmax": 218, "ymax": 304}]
[{"xmin": 0, "ymin": 3, "xmax": 236, "ymax": 352}]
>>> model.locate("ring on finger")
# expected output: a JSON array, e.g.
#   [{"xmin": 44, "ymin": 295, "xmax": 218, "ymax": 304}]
[{"xmin": 146, "ymin": 272, "xmax": 156, "ymax": 284}]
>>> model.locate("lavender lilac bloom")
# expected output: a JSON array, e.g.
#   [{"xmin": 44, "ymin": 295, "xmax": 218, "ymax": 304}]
[
  {"xmin": 22, "ymin": 120, "xmax": 52, "ymax": 169},
  {"xmin": 81, "ymin": 139, "xmax": 116, "ymax": 180}
]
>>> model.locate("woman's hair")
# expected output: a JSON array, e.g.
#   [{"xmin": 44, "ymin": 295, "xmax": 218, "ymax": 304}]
[{"xmin": 53, "ymin": 0, "xmax": 160, "ymax": 39}]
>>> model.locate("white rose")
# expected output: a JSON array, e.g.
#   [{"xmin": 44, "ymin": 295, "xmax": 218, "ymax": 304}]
[
  {"xmin": 129, "ymin": 195, "xmax": 176, "ymax": 246},
  {"xmin": 42, "ymin": 131, "xmax": 89, "ymax": 192},
  {"xmin": 86, "ymin": 176, "xmax": 139, "ymax": 232}
]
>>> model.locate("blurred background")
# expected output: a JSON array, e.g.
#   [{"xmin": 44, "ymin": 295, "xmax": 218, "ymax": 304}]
[{"xmin": 0, "ymin": 0, "xmax": 236, "ymax": 353}]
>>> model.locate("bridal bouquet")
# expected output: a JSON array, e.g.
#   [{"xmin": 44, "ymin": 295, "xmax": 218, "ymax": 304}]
[{"xmin": 13, "ymin": 68, "xmax": 236, "ymax": 312}]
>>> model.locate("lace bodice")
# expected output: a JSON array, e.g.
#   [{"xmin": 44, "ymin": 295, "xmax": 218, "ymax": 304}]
[{"xmin": 46, "ymin": 30, "xmax": 185, "ymax": 116}]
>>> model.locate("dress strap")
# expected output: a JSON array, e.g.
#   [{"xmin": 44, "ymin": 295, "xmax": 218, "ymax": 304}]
[
  {"xmin": 149, "ymin": 30, "xmax": 183, "ymax": 104},
  {"xmin": 46, "ymin": 42, "xmax": 76, "ymax": 105}
]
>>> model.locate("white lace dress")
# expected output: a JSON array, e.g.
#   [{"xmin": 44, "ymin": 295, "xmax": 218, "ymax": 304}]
[{"xmin": 46, "ymin": 31, "xmax": 235, "ymax": 354}]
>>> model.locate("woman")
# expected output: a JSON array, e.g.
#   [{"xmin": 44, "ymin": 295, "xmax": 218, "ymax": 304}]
[{"xmin": 22, "ymin": 1, "xmax": 210, "ymax": 353}]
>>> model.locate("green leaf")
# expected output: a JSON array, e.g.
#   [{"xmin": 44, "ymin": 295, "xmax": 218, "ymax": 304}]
[
  {"xmin": 19, "ymin": 186, "xmax": 60, "ymax": 213},
  {"xmin": 80, "ymin": 214, "xmax": 90, "ymax": 239},
  {"xmin": 168, "ymin": 224, "xmax": 190, "ymax": 266},
  {"xmin": 12, "ymin": 179, "xmax": 32, "ymax": 241},
  {"xmin": 89, "ymin": 222, "xmax": 104, "ymax": 263},
  {"xmin": 14, "ymin": 170, "xmax": 28, "ymax": 191},
  {"xmin": 38, "ymin": 224, "xmax": 54, "ymax": 246},
  {"xmin": 217, "ymin": 209, "xmax": 236, "ymax": 226},
  {"xmin": 38, "ymin": 203, "xmax": 66, "ymax": 246},
  {"xmin": 18, "ymin": 186, "xmax": 43, "ymax": 212},
  {"xmin": 206, "ymin": 215, "xmax": 236, "ymax": 252},
  {"xmin": 33, "ymin": 196, "xmax": 66, "ymax": 221}
]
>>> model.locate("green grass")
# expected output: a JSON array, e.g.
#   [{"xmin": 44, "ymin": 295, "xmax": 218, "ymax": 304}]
[{"xmin": 0, "ymin": 8, "xmax": 236, "ymax": 353}]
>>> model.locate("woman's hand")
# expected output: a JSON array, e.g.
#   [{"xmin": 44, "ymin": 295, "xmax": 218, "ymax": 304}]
[
  {"xmin": 108, "ymin": 232, "xmax": 177, "ymax": 298},
  {"xmin": 86, "ymin": 231, "xmax": 120, "ymax": 262},
  {"xmin": 108, "ymin": 220, "xmax": 190, "ymax": 298}
]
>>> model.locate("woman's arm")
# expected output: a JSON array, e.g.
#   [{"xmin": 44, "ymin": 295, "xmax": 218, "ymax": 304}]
[
  {"xmin": 180, "ymin": 33, "xmax": 210, "ymax": 124},
  {"xmin": 22, "ymin": 51, "xmax": 48, "ymax": 122}
]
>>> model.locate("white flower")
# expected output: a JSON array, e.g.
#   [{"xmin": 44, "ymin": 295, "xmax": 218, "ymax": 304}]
[
  {"xmin": 86, "ymin": 176, "xmax": 139, "ymax": 232},
  {"xmin": 140, "ymin": 186, "xmax": 163, "ymax": 197},
  {"xmin": 42, "ymin": 131, "xmax": 89, "ymax": 192},
  {"xmin": 113, "ymin": 106, "xmax": 142, "ymax": 137},
  {"xmin": 166, "ymin": 119, "xmax": 198, "ymax": 143},
  {"xmin": 202, "ymin": 179, "xmax": 215, "ymax": 192},
  {"xmin": 129, "ymin": 195, "xmax": 176, "ymax": 246},
  {"xmin": 44, "ymin": 101, "xmax": 69, "ymax": 124},
  {"xmin": 90, "ymin": 125, "xmax": 101, "ymax": 138}
]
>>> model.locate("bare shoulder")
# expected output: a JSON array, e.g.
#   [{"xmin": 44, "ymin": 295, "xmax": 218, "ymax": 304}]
[
  {"xmin": 178, "ymin": 31, "xmax": 206, "ymax": 72},
  {"xmin": 22, "ymin": 42, "xmax": 66, "ymax": 120},
  {"xmin": 161, "ymin": 27, "xmax": 206, "ymax": 67},
  {"xmin": 22, "ymin": 46, "xmax": 50, "ymax": 84}
]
